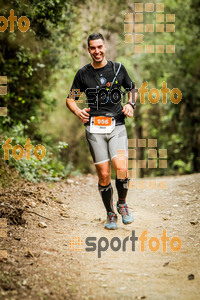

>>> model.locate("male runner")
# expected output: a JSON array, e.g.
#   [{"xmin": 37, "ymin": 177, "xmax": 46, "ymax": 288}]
[{"xmin": 66, "ymin": 33, "xmax": 137, "ymax": 230}]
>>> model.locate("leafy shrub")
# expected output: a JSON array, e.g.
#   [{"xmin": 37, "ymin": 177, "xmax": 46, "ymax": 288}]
[{"xmin": 0, "ymin": 121, "xmax": 71, "ymax": 182}]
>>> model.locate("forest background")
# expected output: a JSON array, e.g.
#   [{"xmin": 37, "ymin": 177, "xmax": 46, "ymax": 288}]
[{"xmin": 0, "ymin": 0, "xmax": 199, "ymax": 185}]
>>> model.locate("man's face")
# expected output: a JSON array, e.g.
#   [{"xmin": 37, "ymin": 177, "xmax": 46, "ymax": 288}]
[{"xmin": 88, "ymin": 39, "xmax": 106, "ymax": 63}]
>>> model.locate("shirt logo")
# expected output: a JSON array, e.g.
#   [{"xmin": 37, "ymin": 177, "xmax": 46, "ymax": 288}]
[{"xmin": 100, "ymin": 77, "xmax": 107, "ymax": 85}]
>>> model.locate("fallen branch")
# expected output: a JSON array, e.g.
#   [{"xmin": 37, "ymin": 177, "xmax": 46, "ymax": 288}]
[
  {"xmin": 0, "ymin": 205, "xmax": 53, "ymax": 221},
  {"xmin": 23, "ymin": 210, "xmax": 53, "ymax": 221}
]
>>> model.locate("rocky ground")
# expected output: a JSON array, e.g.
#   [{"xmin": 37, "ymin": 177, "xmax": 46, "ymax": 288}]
[{"xmin": 0, "ymin": 173, "xmax": 200, "ymax": 299}]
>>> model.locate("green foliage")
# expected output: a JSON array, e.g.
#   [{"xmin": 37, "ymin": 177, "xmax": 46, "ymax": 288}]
[
  {"xmin": 0, "ymin": 0, "xmax": 199, "ymax": 181},
  {"xmin": 0, "ymin": 0, "xmax": 75, "ymax": 130},
  {"xmin": 119, "ymin": 0, "xmax": 200, "ymax": 175},
  {"xmin": 0, "ymin": 0, "xmax": 81, "ymax": 181},
  {"xmin": 0, "ymin": 120, "xmax": 70, "ymax": 182}
]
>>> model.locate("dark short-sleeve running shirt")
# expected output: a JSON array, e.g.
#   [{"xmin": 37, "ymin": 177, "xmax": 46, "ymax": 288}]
[{"xmin": 68, "ymin": 61, "xmax": 135, "ymax": 125}]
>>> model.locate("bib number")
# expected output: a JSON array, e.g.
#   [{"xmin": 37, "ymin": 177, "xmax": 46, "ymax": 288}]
[{"xmin": 90, "ymin": 116, "xmax": 115, "ymax": 133}]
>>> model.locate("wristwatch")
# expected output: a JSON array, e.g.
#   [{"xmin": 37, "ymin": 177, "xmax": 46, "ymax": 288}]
[{"xmin": 127, "ymin": 102, "xmax": 136, "ymax": 109}]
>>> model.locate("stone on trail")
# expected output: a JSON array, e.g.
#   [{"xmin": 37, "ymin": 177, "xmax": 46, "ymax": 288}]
[
  {"xmin": 66, "ymin": 179, "xmax": 74, "ymax": 184},
  {"xmin": 38, "ymin": 222, "xmax": 47, "ymax": 228},
  {"xmin": 190, "ymin": 220, "xmax": 199, "ymax": 225},
  {"xmin": 25, "ymin": 249, "xmax": 34, "ymax": 257},
  {"xmin": 188, "ymin": 274, "xmax": 195, "ymax": 280}
]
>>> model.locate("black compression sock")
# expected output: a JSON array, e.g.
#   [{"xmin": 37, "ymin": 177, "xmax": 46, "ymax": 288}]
[
  {"xmin": 98, "ymin": 183, "xmax": 114, "ymax": 214},
  {"xmin": 115, "ymin": 177, "xmax": 129, "ymax": 205}
]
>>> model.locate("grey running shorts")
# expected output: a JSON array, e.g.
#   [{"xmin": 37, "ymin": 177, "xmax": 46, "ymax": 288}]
[{"xmin": 85, "ymin": 125, "xmax": 128, "ymax": 165}]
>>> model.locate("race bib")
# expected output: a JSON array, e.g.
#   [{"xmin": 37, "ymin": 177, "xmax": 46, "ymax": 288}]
[{"xmin": 90, "ymin": 116, "xmax": 115, "ymax": 133}]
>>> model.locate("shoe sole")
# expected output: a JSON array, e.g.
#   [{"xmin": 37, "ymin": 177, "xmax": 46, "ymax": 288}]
[
  {"xmin": 122, "ymin": 219, "xmax": 134, "ymax": 225},
  {"xmin": 105, "ymin": 226, "xmax": 117, "ymax": 230},
  {"xmin": 105, "ymin": 223, "xmax": 117, "ymax": 230}
]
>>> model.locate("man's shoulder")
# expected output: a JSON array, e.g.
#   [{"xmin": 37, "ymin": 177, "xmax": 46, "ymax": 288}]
[
  {"xmin": 110, "ymin": 61, "xmax": 125, "ymax": 70},
  {"xmin": 106, "ymin": 61, "xmax": 123, "ymax": 70},
  {"xmin": 74, "ymin": 64, "xmax": 90, "ymax": 76},
  {"xmin": 110, "ymin": 60, "xmax": 123, "ymax": 65},
  {"xmin": 110, "ymin": 61, "xmax": 126, "ymax": 76},
  {"xmin": 79, "ymin": 63, "xmax": 92, "ymax": 73},
  {"xmin": 111, "ymin": 61, "xmax": 120, "ymax": 64}
]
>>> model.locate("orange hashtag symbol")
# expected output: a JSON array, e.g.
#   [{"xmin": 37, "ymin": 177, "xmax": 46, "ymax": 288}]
[
  {"xmin": 69, "ymin": 89, "xmax": 83, "ymax": 98},
  {"xmin": 128, "ymin": 138, "xmax": 168, "ymax": 190},
  {"xmin": 69, "ymin": 237, "xmax": 83, "ymax": 251}
]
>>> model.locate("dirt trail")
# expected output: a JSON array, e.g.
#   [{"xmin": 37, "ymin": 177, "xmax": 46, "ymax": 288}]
[{"xmin": 0, "ymin": 173, "xmax": 200, "ymax": 300}]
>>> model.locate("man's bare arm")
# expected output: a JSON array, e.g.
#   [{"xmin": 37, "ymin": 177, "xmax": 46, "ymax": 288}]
[
  {"xmin": 122, "ymin": 89, "xmax": 138, "ymax": 118},
  {"xmin": 66, "ymin": 98, "xmax": 90, "ymax": 123},
  {"xmin": 128, "ymin": 89, "xmax": 138, "ymax": 103}
]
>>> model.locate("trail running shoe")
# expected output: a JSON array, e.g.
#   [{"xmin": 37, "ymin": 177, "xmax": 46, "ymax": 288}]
[
  {"xmin": 117, "ymin": 203, "xmax": 134, "ymax": 225},
  {"xmin": 105, "ymin": 212, "xmax": 118, "ymax": 230}
]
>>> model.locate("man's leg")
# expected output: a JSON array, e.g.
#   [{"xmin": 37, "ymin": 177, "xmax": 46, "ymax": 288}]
[
  {"xmin": 107, "ymin": 125, "xmax": 129, "ymax": 206},
  {"xmin": 112, "ymin": 149, "xmax": 134, "ymax": 225},
  {"xmin": 112, "ymin": 156, "xmax": 129, "ymax": 205},
  {"xmin": 85, "ymin": 126, "xmax": 118, "ymax": 229},
  {"xmin": 95, "ymin": 161, "xmax": 117, "ymax": 229},
  {"xmin": 95, "ymin": 160, "xmax": 113, "ymax": 213}
]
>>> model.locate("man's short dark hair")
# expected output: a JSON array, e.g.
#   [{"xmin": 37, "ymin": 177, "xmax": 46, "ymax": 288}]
[{"xmin": 88, "ymin": 33, "xmax": 105, "ymax": 47}]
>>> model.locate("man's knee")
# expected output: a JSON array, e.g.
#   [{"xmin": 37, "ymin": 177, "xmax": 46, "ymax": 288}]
[
  {"xmin": 116, "ymin": 169, "xmax": 128, "ymax": 180},
  {"xmin": 99, "ymin": 170, "xmax": 110, "ymax": 185}
]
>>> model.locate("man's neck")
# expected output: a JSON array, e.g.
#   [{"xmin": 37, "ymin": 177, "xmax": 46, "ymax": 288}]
[{"xmin": 91, "ymin": 58, "xmax": 107, "ymax": 69}]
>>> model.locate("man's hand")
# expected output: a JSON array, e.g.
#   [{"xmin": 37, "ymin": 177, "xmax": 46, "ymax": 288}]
[
  {"xmin": 122, "ymin": 104, "xmax": 134, "ymax": 117},
  {"xmin": 77, "ymin": 107, "xmax": 90, "ymax": 123}
]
